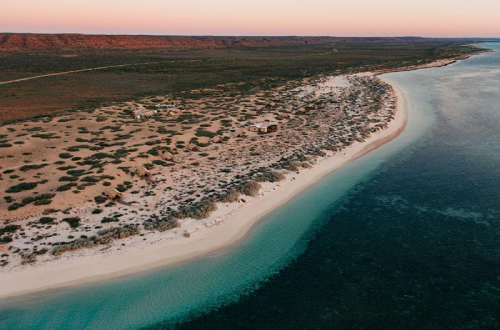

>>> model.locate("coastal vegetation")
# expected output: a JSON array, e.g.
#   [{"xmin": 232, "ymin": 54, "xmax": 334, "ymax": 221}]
[
  {"xmin": 51, "ymin": 225, "xmax": 140, "ymax": 256},
  {"xmin": 0, "ymin": 39, "xmax": 481, "ymax": 123},
  {"xmin": 0, "ymin": 37, "xmax": 486, "ymax": 268}
]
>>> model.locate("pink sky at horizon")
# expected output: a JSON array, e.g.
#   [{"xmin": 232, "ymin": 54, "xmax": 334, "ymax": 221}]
[{"xmin": 1, "ymin": 0, "xmax": 499, "ymax": 38}]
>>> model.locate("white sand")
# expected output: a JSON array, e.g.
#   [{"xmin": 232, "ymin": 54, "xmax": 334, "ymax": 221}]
[{"xmin": 0, "ymin": 78, "xmax": 408, "ymax": 299}]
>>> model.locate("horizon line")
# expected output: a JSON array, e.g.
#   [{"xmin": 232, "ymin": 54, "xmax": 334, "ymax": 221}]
[{"xmin": 1, "ymin": 31, "xmax": 500, "ymax": 40}]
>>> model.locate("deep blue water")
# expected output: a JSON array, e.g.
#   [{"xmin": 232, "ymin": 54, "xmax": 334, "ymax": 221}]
[{"xmin": 1, "ymin": 43, "xmax": 500, "ymax": 329}]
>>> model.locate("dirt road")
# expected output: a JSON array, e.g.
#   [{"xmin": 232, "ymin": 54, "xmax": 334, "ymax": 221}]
[{"xmin": 0, "ymin": 60, "xmax": 200, "ymax": 86}]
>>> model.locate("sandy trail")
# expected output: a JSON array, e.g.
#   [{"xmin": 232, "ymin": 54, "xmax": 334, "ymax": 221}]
[{"xmin": 0, "ymin": 60, "xmax": 200, "ymax": 85}]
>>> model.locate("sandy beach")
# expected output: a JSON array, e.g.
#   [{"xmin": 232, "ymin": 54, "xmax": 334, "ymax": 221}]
[{"xmin": 0, "ymin": 76, "xmax": 408, "ymax": 299}]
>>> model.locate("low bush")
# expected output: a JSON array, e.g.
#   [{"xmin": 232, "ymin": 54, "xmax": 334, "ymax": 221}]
[
  {"xmin": 59, "ymin": 176, "xmax": 78, "ymax": 182},
  {"xmin": 81, "ymin": 176, "xmax": 100, "ymax": 183},
  {"xmin": 0, "ymin": 225, "xmax": 21, "ymax": 235},
  {"xmin": 195, "ymin": 130, "xmax": 218, "ymax": 138},
  {"xmin": 218, "ymin": 190, "xmax": 241, "ymax": 203},
  {"xmin": 19, "ymin": 164, "xmax": 48, "ymax": 172},
  {"xmin": 34, "ymin": 199, "xmax": 52, "ymax": 206},
  {"xmin": 62, "ymin": 217, "xmax": 81, "ymax": 228},
  {"xmin": 173, "ymin": 199, "xmax": 218, "ymax": 220},
  {"xmin": 21, "ymin": 193, "xmax": 55, "ymax": 206},
  {"xmin": 39, "ymin": 217, "xmax": 55, "ymax": 224},
  {"xmin": 237, "ymin": 181, "xmax": 261, "ymax": 197},
  {"xmin": 57, "ymin": 183, "xmax": 77, "ymax": 191},
  {"xmin": 143, "ymin": 217, "xmax": 179, "ymax": 232},
  {"xmin": 8, "ymin": 203, "xmax": 24, "ymax": 211},
  {"xmin": 6, "ymin": 182, "xmax": 38, "ymax": 193},
  {"xmin": 101, "ymin": 217, "xmax": 119, "ymax": 223},
  {"xmin": 152, "ymin": 160, "xmax": 168, "ymax": 166},
  {"xmin": 94, "ymin": 195, "xmax": 107, "ymax": 204},
  {"xmin": 254, "ymin": 170, "xmax": 286, "ymax": 183},
  {"xmin": 0, "ymin": 236, "xmax": 13, "ymax": 243},
  {"xmin": 51, "ymin": 225, "xmax": 141, "ymax": 256}
]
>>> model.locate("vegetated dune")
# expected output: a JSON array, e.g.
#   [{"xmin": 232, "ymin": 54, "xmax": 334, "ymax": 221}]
[{"xmin": 0, "ymin": 33, "xmax": 428, "ymax": 51}]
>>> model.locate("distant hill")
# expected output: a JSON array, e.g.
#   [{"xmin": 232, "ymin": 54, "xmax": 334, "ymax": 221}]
[{"xmin": 0, "ymin": 33, "xmax": 434, "ymax": 51}]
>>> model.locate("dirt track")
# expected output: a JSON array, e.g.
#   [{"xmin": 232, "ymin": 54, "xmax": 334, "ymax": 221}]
[
  {"xmin": 0, "ymin": 60, "xmax": 203, "ymax": 86},
  {"xmin": 0, "ymin": 62, "xmax": 158, "ymax": 85}
]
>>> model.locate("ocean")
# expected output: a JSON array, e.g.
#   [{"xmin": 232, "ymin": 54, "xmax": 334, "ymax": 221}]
[{"xmin": 1, "ymin": 43, "xmax": 499, "ymax": 329}]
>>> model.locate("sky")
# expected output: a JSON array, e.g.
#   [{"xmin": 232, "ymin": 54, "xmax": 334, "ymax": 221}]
[{"xmin": 1, "ymin": 0, "xmax": 499, "ymax": 37}]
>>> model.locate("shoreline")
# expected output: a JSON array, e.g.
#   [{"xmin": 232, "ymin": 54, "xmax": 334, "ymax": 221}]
[
  {"xmin": 0, "ymin": 76, "xmax": 408, "ymax": 300},
  {"xmin": 374, "ymin": 50, "xmax": 490, "ymax": 75},
  {"xmin": 8, "ymin": 45, "xmax": 489, "ymax": 298}
]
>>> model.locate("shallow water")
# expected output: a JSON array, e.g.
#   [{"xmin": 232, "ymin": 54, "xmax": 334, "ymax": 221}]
[{"xmin": 1, "ymin": 43, "xmax": 500, "ymax": 329}]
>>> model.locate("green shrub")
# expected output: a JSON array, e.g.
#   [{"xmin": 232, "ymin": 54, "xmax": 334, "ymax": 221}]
[
  {"xmin": 67, "ymin": 170, "xmax": 86, "ymax": 177},
  {"xmin": 62, "ymin": 217, "xmax": 81, "ymax": 228},
  {"xmin": 0, "ymin": 236, "xmax": 13, "ymax": 243},
  {"xmin": 0, "ymin": 225, "xmax": 21, "ymax": 235},
  {"xmin": 22, "ymin": 193, "xmax": 55, "ymax": 205},
  {"xmin": 81, "ymin": 176, "xmax": 100, "ymax": 183},
  {"xmin": 39, "ymin": 217, "xmax": 55, "ymax": 224},
  {"xmin": 34, "ymin": 199, "xmax": 52, "ymax": 206},
  {"xmin": 57, "ymin": 166, "xmax": 76, "ymax": 171},
  {"xmin": 57, "ymin": 183, "xmax": 77, "ymax": 191},
  {"xmin": 8, "ymin": 203, "xmax": 24, "ymax": 211},
  {"xmin": 94, "ymin": 195, "xmax": 107, "ymax": 204},
  {"xmin": 101, "ymin": 217, "xmax": 119, "ymax": 223},
  {"xmin": 152, "ymin": 160, "xmax": 168, "ymax": 166},
  {"xmin": 19, "ymin": 164, "xmax": 48, "ymax": 172},
  {"xmin": 59, "ymin": 176, "xmax": 78, "ymax": 182},
  {"xmin": 6, "ymin": 182, "xmax": 38, "ymax": 193},
  {"xmin": 195, "ymin": 130, "xmax": 218, "ymax": 138}
]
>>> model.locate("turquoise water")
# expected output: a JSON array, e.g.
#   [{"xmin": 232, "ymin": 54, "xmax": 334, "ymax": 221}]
[{"xmin": 1, "ymin": 43, "xmax": 500, "ymax": 329}]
